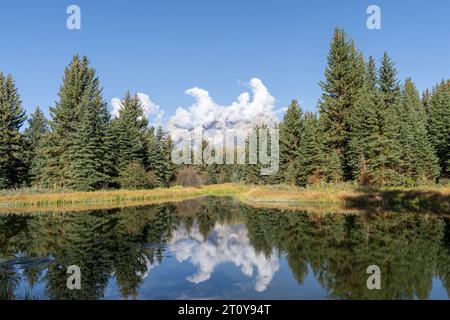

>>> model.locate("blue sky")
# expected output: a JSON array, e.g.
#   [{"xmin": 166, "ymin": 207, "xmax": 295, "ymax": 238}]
[{"xmin": 0, "ymin": 0, "xmax": 449, "ymax": 124}]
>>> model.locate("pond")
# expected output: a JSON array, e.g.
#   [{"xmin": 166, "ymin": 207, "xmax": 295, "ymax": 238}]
[{"xmin": 1, "ymin": 197, "xmax": 449, "ymax": 300}]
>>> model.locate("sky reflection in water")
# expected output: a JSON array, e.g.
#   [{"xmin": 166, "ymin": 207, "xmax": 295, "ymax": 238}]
[{"xmin": 1, "ymin": 197, "xmax": 449, "ymax": 300}]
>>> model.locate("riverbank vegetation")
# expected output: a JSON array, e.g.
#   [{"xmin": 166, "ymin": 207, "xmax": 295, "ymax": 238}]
[{"xmin": 1, "ymin": 183, "xmax": 448, "ymax": 215}]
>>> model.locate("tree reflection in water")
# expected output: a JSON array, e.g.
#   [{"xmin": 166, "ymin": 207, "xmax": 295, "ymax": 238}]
[{"xmin": 0, "ymin": 197, "xmax": 449, "ymax": 300}]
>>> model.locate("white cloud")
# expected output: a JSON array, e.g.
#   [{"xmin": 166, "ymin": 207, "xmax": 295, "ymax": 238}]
[
  {"xmin": 168, "ymin": 78, "xmax": 279, "ymax": 144},
  {"xmin": 111, "ymin": 93, "xmax": 165, "ymax": 127},
  {"xmin": 169, "ymin": 223, "xmax": 280, "ymax": 292},
  {"xmin": 111, "ymin": 78, "xmax": 278, "ymax": 140},
  {"xmin": 131, "ymin": 221, "xmax": 280, "ymax": 292}
]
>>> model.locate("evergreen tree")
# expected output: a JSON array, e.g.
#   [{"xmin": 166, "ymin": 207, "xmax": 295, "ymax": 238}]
[
  {"xmin": 29, "ymin": 133, "xmax": 52, "ymax": 187},
  {"xmin": 348, "ymin": 57, "xmax": 404, "ymax": 186},
  {"xmin": 242, "ymin": 124, "xmax": 280, "ymax": 185},
  {"xmin": 112, "ymin": 92, "xmax": 149, "ymax": 170},
  {"xmin": 67, "ymin": 82, "xmax": 113, "ymax": 190},
  {"xmin": 24, "ymin": 107, "xmax": 49, "ymax": 154},
  {"xmin": 23, "ymin": 107, "xmax": 49, "ymax": 184},
  {"xmin": 396, "ymin": 81, "xmax": 416, "ymax": 182},
  {"xmin": 103, "ymin": 120, "xmax": 119, "ymax": 186},
  {"xmin": 279, "ymin": 100, "xmax": 303, "ymax": 185},
  {"xmin": 368, "ymin": 53, "xmax": 405, "ymax": 186},
  {"xmin": 297, "ymin": 113, "xmax": 328, "ymax": 186},
  {"xmin": 366, "ymin": 56, "xmax": 378, "ymax": 90},
  {"xmin": 34, "ymin": 131, "xmax": 62, "ymax": 188},
  {"xmin": 422, "ymin": 89, "xmax": 431, "ymax": 113},
  {"xmin": 46, "ymin": 56, "xmax": 103, "ymax": 187},
  {"xmin": 347, "ymin": 58, "xmax": 380, "ymax": 182},
  {"xmin": 162, "ymin": 133, "xmax": 177, "ymax": 186},
  {"xmin": 284, "ymin": 162, "xmax": 296, "ymax": 187},
  {"xmin": 148, "ymin": 127, "xmax": 175, "ymax": 187},
  {"xmin": 399, "ymin": 78, "xmax": 439, "ymax": 183},
  {"xmin": 379, "ymin": 52, "xmax": 401, "ymax": 109},
  {"xmin": 318, "ymin": 28, "xmax": 365, "ymax": 178},
  {"xmin": 42, "ymin": 55, "xmax": 114, "ymax": 190},
  {"xmin": 199, "ymin": 139, "xmax": 221, "ymax": 184},
  {"xmin": 427, "ymin": 80, "xmax": 450, "ymax": 179},
  {"xmin": 0, "ymin": 73, "xmax": 27, "ymax": 188},
  {"xmin": 243, "ymin": 129, "xmax": 260, "ymax": 185},
  {"xmin": 371, "ymin": 103, "xmax": 406, "ymax": 186},
  {"xmin": 325, "ymin": 149, "xmax": 343, "ymax": 183},
  {"xmin": 243, "ymin": 125, "xmax": 264, "ymax": 185},
  {"xmin": 147, "ymin": 127, "xmax": 164, "ymax": 186}
]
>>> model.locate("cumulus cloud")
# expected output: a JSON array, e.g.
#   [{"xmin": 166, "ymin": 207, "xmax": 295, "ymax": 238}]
[
  {"xmin": 111, "ymin": 93, "xmax": 164, "ymax": 127},
  {"xmin": 168, "ymin": 78, "xmax": 279, "ymax": 145},
  {"xmin": 111, "ymin": 78, "xmax": 279, "ymax": 143},
  {"xmin": 169, "ymin": 223, "xmax": 280, "ymax": 292}
]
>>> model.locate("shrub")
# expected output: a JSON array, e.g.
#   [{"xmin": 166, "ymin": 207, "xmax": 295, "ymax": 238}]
[
  {"xmin": 175, "ymin": 167, "xmax": 207, "ymax": 187},
  {"xmin": 117, "ymin": 162, "xmax": 157, "ymax": 189}
]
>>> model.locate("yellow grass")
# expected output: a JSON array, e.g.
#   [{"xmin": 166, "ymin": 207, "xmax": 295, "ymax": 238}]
[
  {"xmin": 237, "ymin": 184, "xmax": 450, "ymax": 214},
  {"xmin": 237, "ymin": 184, "xmax": 356, "ymax": 203},
  {"xmin": 0, "ymin": 183, "xmax": 449, "ymax": 215},
  {"xmin": 0, "ymin": 184, "xmax": 245, "ymax": 211}
]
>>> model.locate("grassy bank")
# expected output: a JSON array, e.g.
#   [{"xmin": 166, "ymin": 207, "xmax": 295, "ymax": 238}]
[
  {"xmin": 238, "ymin": 184, "xmax": 450, "ymax": 214},
  {"xmin": 0, "ymin": 183, "xmax": 449, "ymax": 214},
  {"xmin": 0, "ymin": 184, "xmax": 244, "ymax": 207}
]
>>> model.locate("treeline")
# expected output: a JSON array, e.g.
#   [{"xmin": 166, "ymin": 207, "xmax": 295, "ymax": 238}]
[
  {"xmin": 189, "ymin": 28, "xmax": 450, "ymax": 187},
  {"xmin": 274, "ymin": 28, "xmax": 450, "ymax": 187},
  {"xmin": 315, "ymin": 28, "xmax": 449, "ymax": 187},
  {"xmin": 0, "ymin": 56, "xmax": 175, "ymax": 190},
  {"xmin": 0, "ymin": 28, "xmax": 449, "ymax": 191}
]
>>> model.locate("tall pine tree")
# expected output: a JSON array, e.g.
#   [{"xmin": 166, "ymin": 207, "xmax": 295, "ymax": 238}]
[
  {"xmin": 67, "ymin": 79, "xmax": 113, "ymax": 190},
  {"xmin": 23, "ymin": 107, "xmax": 49, "ymax": 185},
  {"xmin": 347, "ymin": 58, "xmax": 381, "ymax": 184},
  {"xmin": 427, "ymin": 80, "xmax": 450, "ymax": 180},
  {"xmin": 279, "ymin": 100, "xmax": 303, "ymax": 185},
  {"xmin": 44, "ymin": 55, "xmax": 114, "ymax": 190},
  {"xmin": 379, "ymin": 52, "xmax": 401, "ymax": 109},
  {"xmin": 112, "ymin": 92, "xmax": 149, "ymax": 170},
  {"xmin": 373, "ymin": 53, "xmax": 405, "ymax": 186},
  {"xmin": 399, "ymin": 78, "xmax": 439, "ymax": 184},
  {"xmin": 148, "ymin": 127, "xmax": 175, "ymax": 187},
  {"xmin": 0, "ymin": 73, "xmax": 27, "ymax": 188},
  {"xmin": 297, "ymin": 113, "xmax": 329, "ymax": 186},
  {"xmin": 318, "ymin": 28, "xmax": 365, "ymax": 179},
  {"xmin": 348, "ymin": 55, "xmax": 404, "ymax": 186}
]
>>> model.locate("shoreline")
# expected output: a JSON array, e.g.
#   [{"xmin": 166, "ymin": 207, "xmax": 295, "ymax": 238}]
[{"xmin": 0, "ymin": 183, "xmax": 449, "ymax": 215}]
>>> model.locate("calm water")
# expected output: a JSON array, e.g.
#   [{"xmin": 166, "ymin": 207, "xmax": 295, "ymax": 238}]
[{"xmin": 1, "ymin": 197, "xmax": 449, "ymax": 300}]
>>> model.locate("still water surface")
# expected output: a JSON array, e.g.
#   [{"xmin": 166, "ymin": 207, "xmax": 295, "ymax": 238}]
[{"xmin": 1, "ymin": 197, "xmax": 449, "ymax": 300}]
